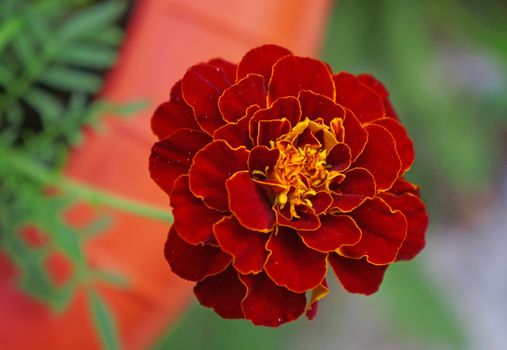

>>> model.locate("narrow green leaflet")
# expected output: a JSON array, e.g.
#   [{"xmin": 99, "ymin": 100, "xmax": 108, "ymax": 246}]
[{"xmin": 88, "ymin": 290, "xmax": 121, "ymax": 350}]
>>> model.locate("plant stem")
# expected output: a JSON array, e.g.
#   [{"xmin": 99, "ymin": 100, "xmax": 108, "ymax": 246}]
[{"xmin": 1, "ymin": 147, "xmax": 173, "ymax": 223}]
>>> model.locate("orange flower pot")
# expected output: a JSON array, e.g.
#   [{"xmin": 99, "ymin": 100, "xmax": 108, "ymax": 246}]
[{"xmin": 0, "ymin": 0, "xmax": 331, "ymax": 348}]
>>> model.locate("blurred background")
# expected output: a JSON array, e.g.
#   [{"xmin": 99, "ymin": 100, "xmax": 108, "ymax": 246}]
[{"xmin": 1, "ymin": 0, "xmax": 506, "ymax": 349}]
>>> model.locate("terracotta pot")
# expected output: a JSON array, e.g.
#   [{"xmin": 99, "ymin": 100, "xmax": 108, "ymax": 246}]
[{"xmin": 0, "ymin": 0, "xmax": 331, "ymax": 348}]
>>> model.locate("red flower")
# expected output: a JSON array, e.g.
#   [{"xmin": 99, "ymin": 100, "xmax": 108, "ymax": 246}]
[{"xmin": 149, "ymin": 45, "xmax": 428, "ymax": 327}]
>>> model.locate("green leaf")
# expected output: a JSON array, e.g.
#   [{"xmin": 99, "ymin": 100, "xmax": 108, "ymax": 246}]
[
  {"xmin": 0, "ymin": 16, "xmax": 22, "ymax": 53},
  {"xmin": 24, "ymin": 87, "xmax": 64, "ymax": 124},
  {"xmin": 56, "ymin": 43, "xmax": 117, "ymax": 68},
  {"xmin": 39, "ymin": 65, "xmax": 102, "ymax": 92},
  {"xmin": 88, "ymin": 291, "xmax": 121, "ymax": 350},
  {"xmin": 59, "ymin": 1, "xmax": 126, "ymax": 41},
  {"xmin": 12, "ymin": 29, "xmax": 35, "ymax": 67}
]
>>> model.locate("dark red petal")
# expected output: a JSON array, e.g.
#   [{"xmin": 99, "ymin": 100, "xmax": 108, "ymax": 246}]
[
  {"xmin": 194, "ymin": 265, "xmax": 246, "ymax": 319},
  {"xmin": 333, "ymin": 72, "xmax": 385, "ymax": 123},
  {"xmin": 249, "ymin": 96, "xmax": 301, "ymax": 143},
  {"xmin": 256, "ymin": 119, "xmax": 291, "ymax": 146},
  {"xmin": 306, "ymin": 280, "xmax": 329, "ymax": 320},
  {"xmin": 269, "ymin": 56, "xmax": 335, "ymax": 102},
  {"xmin": 208, "ymin": 58, "xmax": 237, "ymax": 84},
  {"xmin": 311, "ymin": 191, "xmax": 333, "ymax": 215},
  {"xmin": 218, "ymin": 74, "xmax": 266, "ymax": 123},
  {"xmin": 213, "ymin": 216, "xmax": 269, "ymax": 274},
  {"xmin": 240, "ymin": 272, "xmax": 306, "ymax": 327},
  {"xmin": 374, "ymin": 118, "xmax": 414, "ymax": 175},
  {"xmin": 299, "ymin": 215, "xmax": 361, "ymax": 252},
  {"xmin": 182, "ymin": 63, "xmax": 230, "ymax": 135},
  {"xmin": 164, "ymin": 227, "xmax": 231, "ymax": 282},
  {"xmin": 237, "ymin": 44, "xmax": 293, "ymax": 82},
  {"xmin": 342, "ymin": 109, "xmax": 368, "ymax": 161},
  {"xmin": 358, "ymin": 74, "xmax": 398, "ymax": 119},
  {"xmin": 331, "ymin": 167, "xmax": 376, "ymax": 212},
  {"xmin": 276, "ymin": 206, "xmax": 321, "ymax": 231},
  {"xmin": 226, "ymin": 170, "xmax": 276, "ymax": 232},
  {"xmin": 340, "ymin": 198, "xmax": 407, "ymax": 265},
  {"xmin": 171, "ymin": 175, "xmax": 224, "ymax": 245},
  {"xmin": 189, "ymin": 140, "xmax": 249, "ymax": 211},
  {"xmin": 213, "ymin": 104, "xmax": 259, "ymax": 149},
  {"xmin": 327, "ymin": 142, "xmax": 352, "ymax": 172},
  {"xmin": 390, "ymin": 178, "xmax": 420, "ymax": 195},
  {"xmin": 380, "ymin": 191, "xmax": 428, "ymax": 260},
  {"xmin": 354, "ymin": 124, "xmax": 401, "ymax": 191},
  {"xmin": 329, "ymin": 254, "xmax": 388, "ymax": 295},
  {"xmin": 298, "ymin": 90, "xmax": 345, "ymax": 124},
  {"xmin": 149, "ymin": 128, "xmax": 211, "ymax": 195},
  {"xmin": 265, "ymin": 227, "xmax": 327, "ymax": 293},
  {"xmin": 248, "ymin": 145, "xmax": 280, "ymax": 173}
]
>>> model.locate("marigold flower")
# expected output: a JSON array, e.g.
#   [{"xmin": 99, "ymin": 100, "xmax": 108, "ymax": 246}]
[{"xmin": 149, "ymin": 44, "xmax": 428, "ymax": 327}]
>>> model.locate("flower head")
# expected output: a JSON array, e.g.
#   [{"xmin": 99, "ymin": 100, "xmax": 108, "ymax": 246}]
[{"xmin": 149, "ymin": 44, "xmax": 428, "ymax": 327}]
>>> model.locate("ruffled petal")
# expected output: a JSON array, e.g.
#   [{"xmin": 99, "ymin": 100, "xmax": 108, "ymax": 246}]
[
  {"xmin": 189, "ymin": 140, "xmax": 249, "ymax": 211},
  {"xmin": 327, "ymin": 142, "xmax": 352, "ymax": 172},
  {"xmin": 218, "ymin": 73, "xmax": 266, "ymax": 123},
  {"xmin": 354, "ymin": 124, "xmax": 401, "ymax": 191},
  {"xmin": 276, "ymin": 206, "xmax": 321, "ymax": 231},
  {"xmin": 269, "ymin": 56, "xmax": 335, "ymax": 102},
  {"xmin": 306, "ymin": 280, "xmax": 329, "ymax": 320},
  {"xmin": 374, "ymin": 118, "xmax": 414, "ymax": 175},
  {"xmin": 298, "ymin": 90, "xmax": 345, "ymax": 124},
  {"xmin": 329, "ymin": 254, "xmax": 388, "ymax": 295},
  {"xmin": 182, "ymin": 63, "xmax": 231, "ymax": 135},
  {"xmin": 380, "ymin": 191, "xmax": 428, "ymax": 260},
  {"xmin": 237, "ymin": 44, "xmax": 293, "ymax": 82},
  {"xmin": 311, "ymin": 191, "xmax": 333, "ymax": 215},
  {"xmin": 171, "ymin": 175, "xmax": 224, "ymax": 245},
  {"xmin": 213, "ymin": 216, "xmax": 269, "ymax": 274},
  {"xmin": 358, "ymin": 73, "xmax": 398, "ymax": 119},
  {"xmin": 208, "ymin": 58, "xmax": 237, "ymax": 84},
  {"xmin": 226, "ymin": 170, "xmax": 276, "ymax": 232},
  {"xmin": 265, "ymin": 227, "xmax": 327, "ymax": 292},
  {"xmin": 333, "ymin": 72, "xmax": 385, "ymax": 123},
  {"xmin": 342, "ymin": 109, "xmax": 368, "ymax": 161},
  {"xmin": 240, "ymin": 272, "xmax": 307, "ymax": 327},
  {"xmin": 299, "ymin": 214, "xmax": 361, "ymax": 252},
  {"xmin": 331, "ymin": 167, "xmax": 376, "ymax": 212},
  {"xmin": 164, "ymin": 227, "xmax": 231, "ymax": 282},
  {"xmin": 340, "ymin": 197, "xmax": 407, "ymax": 265},
  {"xmin": 248, "ymin": 145, "xmax": 280, "ymax": 174},
  {"xmin": 213, "ymin": 105, "xmax": 259, "ymax": 148},
  {"xmin": 194, "ymin": 265, "xmax": 246, "ymax": 319},
  {"xmin": 149, "ymin": 128, "xmax": 211, "ymax": 195},
  {"xmin": 256, "ymin": 118, "xmax": 291, "ymax": 146}
]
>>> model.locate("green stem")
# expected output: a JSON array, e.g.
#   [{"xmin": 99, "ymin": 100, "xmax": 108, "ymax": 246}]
[{"xmin": 1, "ymin": 148, "xmax": 173, "ymax": 223}]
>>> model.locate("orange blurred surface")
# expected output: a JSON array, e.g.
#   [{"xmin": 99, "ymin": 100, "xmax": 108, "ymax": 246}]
[{"xmin": 0, "ymin": 0, "xmax": 331, "ymax": 349}]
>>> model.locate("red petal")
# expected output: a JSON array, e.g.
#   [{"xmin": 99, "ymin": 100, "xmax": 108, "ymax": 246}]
[
  {"xmin": 240, "ymin": 272, "xmax": 306, "ymax": 327},
  {"xmin": 226, "ymin": 170, "xmax": 276, "ymax": 232},
  {"xmin": 331, "ymin": 167, "xmax": 376, "ymax": 212},
  {"xmin": 306, "ymin": 280, "xmax": 329, "ymax": 320},
  {"xmin": 170, "ymin": 176, "xmax": 224, "ymax": 245},
  {"xmin": 194, "ymin": 265, "xmax": 246, "ymax": 319},
  {"xmin": 327, "ymin": 142, "xmax": 352, "ymax": 172},
  {"xmin": 218, "ymin": 74, "xmax": 266, "ymax": 123},
  {"xmin": 342, "ymin": 109, "xmax": 368, "ymax": 161},
  {"xmin": 265, "ymin": 227, "xmax": 327, "ymax": 293},
  {"xmin": 298, "ymin": 90, "xmax": 345, "ymax": 124},
  {"xmin": 208, "ymin": 58, "xmax": 237, "ymax": 84},
  {"xmin": 269, "ymin": 56, "xmax": 335, "ymax": 102},
  {"xmin": 333, "ymin": 72, "xmax": 385, "ymax": 123},
  {"xmin": 182, "ymin": 63, "xmax": 230, "ymax": 135},
  {"xmin": 374, "ymin": 118, "xmax": 414, "ymax": 175},
  {"xmin": 249, "ymin": 96, "xmax": 301, "ymax": 143},
  {"xmin": 164, "ymin": 227, "xmax": 231, "ymax": 282},
  {"xmin": 213, "ymin": 216, "xmax": 269, "ymax": 274},
  {"xmin": 256, "ymin": 119, "xmax": 291, "ymax": 146},
  {"xmin": 149, "ymin": 128, "xmax": 211, "ymax": 195},
  {"xmin": 299, "ymin": 214, "xmax": 361, "ymax": 252},
  {"xmin": 358, "ymin": 74, "xmax": 399, "ymax": 119},
  {"xmin": 213, "ymin": 105, "xmax": 259, "ymax": 148},
  {"xmin": 354, "ymin": 124, "xmax": 401, "ymax": 191},
  {"xmin": 311, "ymin": 191, "xmax": 333, "ymax": 215},
  {"xmin": 329, "ymin": 254, "xmax": 388, "ymax": 295},
  {"xmin": 340, "ymin": 198, "xmax": 407, "ymax": 265},
  {"xmin": 237, "ymin": 44, "xmax": 293, "ymax": 82},
  {"xmin": 380, "ymin": 191, "xmax": 428, "ymax": 260},
  {"xmin": 189, "ymin": 140, "xmax": 249, "ymax": 211},
  {"xmin": 276, "ymin": 206, "xmax": 321, "ymax": 231},
  {"xmin": 248, "ymin": 145, "xmax": 280, "ymax": 174}
]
